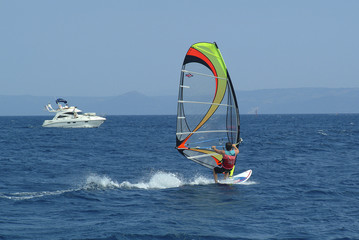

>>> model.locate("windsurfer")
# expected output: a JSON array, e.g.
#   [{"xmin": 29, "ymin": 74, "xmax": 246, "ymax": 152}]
[{"xmin": 212, "ymin": 142, "xmax": 239, "ymax": 183}]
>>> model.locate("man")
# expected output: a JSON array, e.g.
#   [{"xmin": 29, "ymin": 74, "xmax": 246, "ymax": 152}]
[{"xmin": 212, "ymin": 142, "xmax": 239, "ymax": 183}]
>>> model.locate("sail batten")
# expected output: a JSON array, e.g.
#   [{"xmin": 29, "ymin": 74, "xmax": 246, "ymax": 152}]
[
  {"xmin": 176, "ymin": 42, "xmax": 240, "ymax": 171},
  {"xmin": 178, "ymin": 100, "xmax": 234, "ymax": 107},
  {"xmin": 176, "ymin": 130, "xmax": 237, "ymax": 135},
  {"xmin": 181, "ymin": 70, "xmax": 228, "ymax": 80}
]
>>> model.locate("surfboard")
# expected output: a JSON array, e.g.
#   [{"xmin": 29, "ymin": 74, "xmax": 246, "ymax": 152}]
[{"xmin": 219, "ymin": 169, "xmax": 252, "ymax": 185}]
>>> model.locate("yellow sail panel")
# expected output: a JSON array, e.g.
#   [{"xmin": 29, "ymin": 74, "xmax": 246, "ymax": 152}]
[{"xmin": 180, "ymin": 43, "xmax": 228, "ymax": 139}]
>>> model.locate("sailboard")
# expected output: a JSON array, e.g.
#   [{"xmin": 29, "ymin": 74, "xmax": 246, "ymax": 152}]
[
  {"xmin": 218, "ymin": 169, "xmax": 252, "ymax": 185},
  {"xmin": 176, "ymin": 42, "xmax": 243, "ymax": 178}
]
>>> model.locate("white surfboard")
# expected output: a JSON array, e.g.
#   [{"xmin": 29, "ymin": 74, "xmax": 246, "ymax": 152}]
[{"xmin": 219, "ymin": 169, "xmax": 252, "ymax": 185}]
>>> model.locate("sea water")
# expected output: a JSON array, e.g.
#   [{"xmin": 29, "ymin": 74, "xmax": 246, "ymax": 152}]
[{"xmin": 0, "ymin": 115, "xmax": 358, "ymax": 240}]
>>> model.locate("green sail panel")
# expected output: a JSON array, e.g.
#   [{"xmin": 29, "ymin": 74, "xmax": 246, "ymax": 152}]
[{"xmin": 176, "ymin": 42, "xmax": 240, "ymax": 169}]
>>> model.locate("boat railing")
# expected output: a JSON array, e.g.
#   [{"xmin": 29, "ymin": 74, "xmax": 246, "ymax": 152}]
[{"xmin": 84, "ymin": 113, "xmax": 96, "ymax": 116}]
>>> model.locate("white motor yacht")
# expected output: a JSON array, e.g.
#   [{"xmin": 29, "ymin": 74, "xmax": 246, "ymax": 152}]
[{"xmin": 42, "ymin": 98, "xmax": 106, "ymax": 128}]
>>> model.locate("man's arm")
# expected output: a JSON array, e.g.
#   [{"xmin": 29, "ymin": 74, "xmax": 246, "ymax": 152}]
[
  {"xmin": 212, "ymin": 146, "xmax": 225, "ymax": 156},
  {"xmin": 232, "ymin": 144, "xmax": 239, "ymax": 155}
]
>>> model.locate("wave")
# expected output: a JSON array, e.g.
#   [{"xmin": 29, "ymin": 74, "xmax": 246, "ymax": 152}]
[
  {"xmin": 0, "ymin": 171, "xmax": 255, "ymax": 200},
  {"xmin": 317, "ymin": 129, "xmax": 328, "ymax": 136}
]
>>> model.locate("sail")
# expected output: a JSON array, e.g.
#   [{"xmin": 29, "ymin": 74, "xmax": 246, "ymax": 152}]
[{"xmin": 176, "ymin": 42, "xmax": 240, "ymax": 171}]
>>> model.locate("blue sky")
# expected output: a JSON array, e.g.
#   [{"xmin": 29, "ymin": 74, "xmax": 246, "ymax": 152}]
[{"xmin": 1, "ymin": 0, "xmax": 358, "ymax": 97}]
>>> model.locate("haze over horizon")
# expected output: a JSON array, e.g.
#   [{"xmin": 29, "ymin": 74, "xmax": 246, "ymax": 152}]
[
  {"xmin": 1, "ymin": 0, "xmax": 359, "ymax": 98},
  {"xmin": 1, "ymin": 87, "xmax": 358, "ymax": 116}
]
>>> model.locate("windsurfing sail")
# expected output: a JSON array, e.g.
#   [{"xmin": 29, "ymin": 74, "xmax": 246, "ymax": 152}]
[{"xmin": 176, "ymin": 42, "xmax": 240, "ymax": 176}]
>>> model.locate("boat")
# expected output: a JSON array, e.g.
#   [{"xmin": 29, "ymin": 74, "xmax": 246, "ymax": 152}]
[
  {"xmin": 176, "ymin": 42, "xmax": 241, "ymax": 177},
  {"xmin": 42, "ymin": 98, "xmax": 106, "ymax": 128}
]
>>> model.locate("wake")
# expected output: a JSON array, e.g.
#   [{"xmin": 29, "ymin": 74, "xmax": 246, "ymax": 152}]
[
  {"xmin": 120, "ymin": 171, "xmax": 213, "ymax": 189},
  {"xmin": 0, "ymin": 172, "xmax": 256, "ymax": 200},
  {"xmin": 0, "ymin": 173, "xmax": 121, "ymax": 201},
  {"xmin": 0, "ymin": 189, "xmax": 76, "ymax": 201}
]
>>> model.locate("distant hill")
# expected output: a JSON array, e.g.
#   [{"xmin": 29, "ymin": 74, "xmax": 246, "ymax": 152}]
[
  {"xmin": 238, "ymin": 88, "xmax": 359, "ymax": 114},
  {"xmin": 0, "ymin": 88, "xmax": 358, "ymax": 116}
]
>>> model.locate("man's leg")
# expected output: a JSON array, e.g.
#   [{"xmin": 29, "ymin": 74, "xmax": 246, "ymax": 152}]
[{"xmin": 213, "ymin": 169, "xmax": 219, "ymax": 183}]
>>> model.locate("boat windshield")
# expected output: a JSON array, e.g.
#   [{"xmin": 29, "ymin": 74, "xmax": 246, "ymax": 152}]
[{"xmin": 57, "ymin": 112, "xmax": 82, "ymax": 118}]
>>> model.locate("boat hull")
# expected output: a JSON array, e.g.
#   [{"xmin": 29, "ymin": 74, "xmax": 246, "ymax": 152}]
[{"xmin": 42, "ymin": 118, "xmax": 106, "ymax": 128}]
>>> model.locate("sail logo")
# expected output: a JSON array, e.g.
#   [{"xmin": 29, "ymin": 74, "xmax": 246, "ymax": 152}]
[{"xmin": 185, "ymin": 73, "xmax": 193, "ymax": 78}]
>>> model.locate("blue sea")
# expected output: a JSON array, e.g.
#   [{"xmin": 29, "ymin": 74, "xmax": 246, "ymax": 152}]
[{"xmin": 1, "ymin": 114, "xmax": 358, "ymax": 240}]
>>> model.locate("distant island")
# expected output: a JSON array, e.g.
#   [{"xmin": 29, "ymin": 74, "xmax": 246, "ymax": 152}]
[{"xmin": 0, "ymin": 88, "xmax": 358, "ymax": 116}]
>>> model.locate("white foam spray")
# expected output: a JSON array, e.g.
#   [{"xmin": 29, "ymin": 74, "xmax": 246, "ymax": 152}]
[
  {"xmin": 84, "ymin": 174, "xmax": 120, "ymax": 190},
  {"xmin": 1, "ymin": 172, "xmax": 255, "ymax": 200},
  {"xmin": 120, "ymin": 171, "xmax": 213, "ymax": 189}
]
